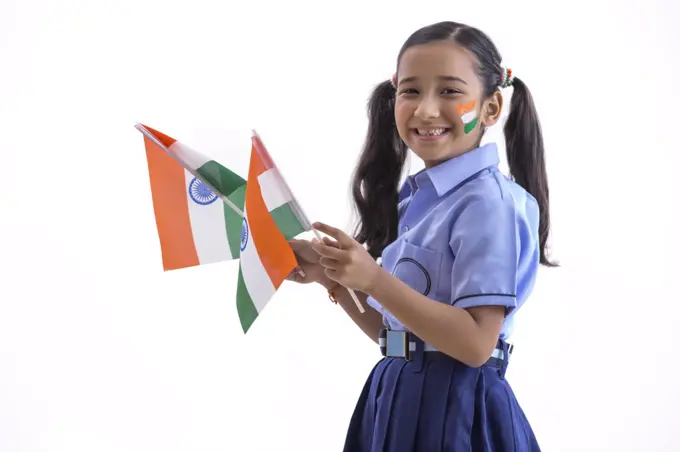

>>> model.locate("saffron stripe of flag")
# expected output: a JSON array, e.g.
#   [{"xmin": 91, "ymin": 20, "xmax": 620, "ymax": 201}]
[
  {"xmin": 455, "ymin": 100, "xmax": 479, "ymax": 134},
  {"xmin": 236, "ymin": 132, "xmax": 309, "ymax": 332},
  {"xmin": 138, "ymin": 124, "xmax": 246, "ymax": 270}
]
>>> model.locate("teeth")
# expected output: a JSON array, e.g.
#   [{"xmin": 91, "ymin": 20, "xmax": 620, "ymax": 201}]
[{"xmin": 416, "ymin": 128, "xmax": 446, "ymax": 136}]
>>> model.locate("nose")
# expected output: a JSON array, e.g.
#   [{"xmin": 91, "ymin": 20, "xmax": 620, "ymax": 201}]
[{"xmin": 414, "ymin": 95, "xmax": 440, "ymax": 120}]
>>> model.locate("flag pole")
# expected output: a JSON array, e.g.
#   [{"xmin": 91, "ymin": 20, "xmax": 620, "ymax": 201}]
[
  {"xmin": 135, "ymin": 123, "xmax": 245, "ymax": 218},
  {"xmin": 251, "ymin": 129, "xmax": 365, "ymax": 314},
  {"xmin": 310, "ymin": 227, "xmax": 365, "ymax": 313}
]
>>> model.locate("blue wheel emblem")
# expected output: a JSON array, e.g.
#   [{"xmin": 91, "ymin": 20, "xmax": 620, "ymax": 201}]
[
  {"xmin": 188, "ymin": 177, "xmax": 218, "ymax": 205},
  {"xmin": 240, "ymin": 218, "xmax": 249, "ymax": 252}
]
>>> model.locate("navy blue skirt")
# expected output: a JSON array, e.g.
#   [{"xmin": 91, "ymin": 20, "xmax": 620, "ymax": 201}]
[{"xmin": 343, "ymin": 342, "xmax": 540, "ymax": 451}]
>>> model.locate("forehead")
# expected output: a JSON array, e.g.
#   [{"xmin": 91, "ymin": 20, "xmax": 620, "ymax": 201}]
[{"xmin": 397, "ymin": 41, "xmax": 478, "ymax": 82}]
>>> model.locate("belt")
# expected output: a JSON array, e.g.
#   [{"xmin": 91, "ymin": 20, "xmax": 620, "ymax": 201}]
[{"xmin": 378, "ymin": 329, "xmax": 513, "ymax": 368}]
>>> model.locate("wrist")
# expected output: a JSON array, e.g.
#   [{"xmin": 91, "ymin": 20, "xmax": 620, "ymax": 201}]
[
  {"xmin": 318, "ymin": 275, "xmax": 336, "ymax": 291},
  {"xmin": 364, "ymin": 265, "xmax": 390, "ymax": 298}
]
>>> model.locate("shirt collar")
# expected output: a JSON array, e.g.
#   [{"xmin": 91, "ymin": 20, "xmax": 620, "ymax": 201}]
[{"xmin": 405, "ymin": 142, "xmax": 500, "ymax": 197}]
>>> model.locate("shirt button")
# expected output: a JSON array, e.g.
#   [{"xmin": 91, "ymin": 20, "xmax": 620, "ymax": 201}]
[{"xmin": 402, "ymin": 225, "xmax": 409, "ymax": 233}]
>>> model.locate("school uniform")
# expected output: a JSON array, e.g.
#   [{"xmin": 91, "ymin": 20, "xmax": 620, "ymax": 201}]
[{"xmin": 343, "ymin": 143, "xmax": 541, "ymax": 452}]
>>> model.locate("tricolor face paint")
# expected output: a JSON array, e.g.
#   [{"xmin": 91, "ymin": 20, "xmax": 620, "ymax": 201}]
[{"xmin": 455, "ymin": 100, "xmax": 479, "ymax": 134}]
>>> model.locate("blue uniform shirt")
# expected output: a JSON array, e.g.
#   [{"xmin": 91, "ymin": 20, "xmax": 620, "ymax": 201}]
[{"xmin": 366, "ymin": 143, "xmax": 540, "ymax": 341}]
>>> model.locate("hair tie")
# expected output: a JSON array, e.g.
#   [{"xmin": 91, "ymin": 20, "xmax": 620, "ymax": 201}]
[{"xmin": 500, "ymin": 67, "xmax": 514, "ymax": 88}]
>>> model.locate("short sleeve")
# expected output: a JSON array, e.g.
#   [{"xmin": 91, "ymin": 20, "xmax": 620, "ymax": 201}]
[{"xmin": 449, "ymin": 197, "xmax": 520, "ymax": 312}]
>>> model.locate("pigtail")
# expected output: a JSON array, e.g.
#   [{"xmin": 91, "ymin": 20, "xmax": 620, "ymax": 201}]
[
  {"xmin": 504, "ymin": 76, "xmax": 557, "ymax": 267},
  {"xmin": 351, "ymin": 80, "xmax": 408, "ymax": 259}
]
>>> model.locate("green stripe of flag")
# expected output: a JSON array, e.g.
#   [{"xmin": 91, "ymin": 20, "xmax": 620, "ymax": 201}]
[
  {"xmin": 271, "ymin": 203, "xmax": 306, "ymax": 240},
  {"xmin": 224, "ymin": 185, "xmax": 246, "ymax": 257},
  {"xmin": 236, "ymin": 267, "xmax": 259, "ymax": 332},
  {"xmin": 464, "ymin": 117, "xmax": 479, "ymax": 134},
  {"xmin": 191, "ymin": 160, "xmax": 248, "ymax": 259},
  {"xmin": 196, "ymin": 161, "xmax": 246, "ymax": 197},
  {"xmin": 220, "ymin": 184, "xmax": 304, "ymax": 259}
]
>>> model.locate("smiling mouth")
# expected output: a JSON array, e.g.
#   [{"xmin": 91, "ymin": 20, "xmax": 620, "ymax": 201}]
[{"xmin": 413, "ymin": 128, "xmax": 451, "ymax": 137}]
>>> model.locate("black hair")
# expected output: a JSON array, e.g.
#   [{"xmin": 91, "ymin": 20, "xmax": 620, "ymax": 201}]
[{"xmin": 351, "ymin": 21, "xmax": 556, "ymax": 266}]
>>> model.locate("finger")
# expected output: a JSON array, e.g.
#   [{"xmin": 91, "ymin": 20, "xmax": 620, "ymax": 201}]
[
  {"xmin": 323, "ymin": 237, "xmax": 342, "ymax": 249},
  {"xmin": 311, "ymin": 239, "xmax": 345, "ymax": 260},
  {"xmin": 324, "ymin": 267, "xmax": 341, "ymax": 283},
  {"xmin": 289, "ymin": 239, "xmax": 319, "ymax": 263},
  {"xmin": 288, "ymin": 239, "xmax": 308, "ymax": 252},
  {"xmin": 319, "ymin": 257, "xmax": 341, "ymax": 270},
  {"xmin": 313, "ymin": 222, "xmax": 354, "ymax": 247}
]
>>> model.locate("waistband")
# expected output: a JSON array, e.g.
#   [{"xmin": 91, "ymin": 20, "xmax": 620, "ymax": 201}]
[{"xmin": 378, "ymin": 329, "xmax": 513, "ymax": 368}]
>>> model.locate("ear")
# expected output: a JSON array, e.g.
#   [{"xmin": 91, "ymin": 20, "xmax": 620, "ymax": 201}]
[{"xmin": 481, "ymin": 91, "xmax": 503, "ymax": 127}]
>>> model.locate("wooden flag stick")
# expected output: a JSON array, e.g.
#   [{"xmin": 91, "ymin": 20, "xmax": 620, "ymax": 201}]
[
  {"xmin": 310, "ymin": 227, "xmax": 365, "ymax": 314},
  {"xmin": 251, "ymin": 129, "xmax": 364, "ymax": 314},
  {"xmin": 135, "ymin": 123, "xmax": 245, "ymax": 218}
]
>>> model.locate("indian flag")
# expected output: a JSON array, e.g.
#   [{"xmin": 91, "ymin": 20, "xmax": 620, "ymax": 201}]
[
  {"xmin": 137, "ymin": 124, "xmax": 247, "ymax": 271},
  {"xmin": 236, "ymin": 131, "xmax": 310, "ymax": 332},
  {"xmin": 455, "ymin": 100, "xmax": 479, "ymax": 134}
]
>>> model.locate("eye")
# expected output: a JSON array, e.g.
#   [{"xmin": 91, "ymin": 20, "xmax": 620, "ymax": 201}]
[
  {"xmin": 399, "ymin": 88, "xmax": 418, "ymax": 96},
  {"xmin": 442, "ymin": 88, "xmax": 462, "ymax": 95}
]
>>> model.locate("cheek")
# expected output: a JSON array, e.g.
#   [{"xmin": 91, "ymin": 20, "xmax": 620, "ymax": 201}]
[
  {"xmin": 451, "ymin": 100, "xmax": 481, "ymax": 133},
  {"xmin": 394, "ymin": 103, "xmax": 412, "ymax": 127}
]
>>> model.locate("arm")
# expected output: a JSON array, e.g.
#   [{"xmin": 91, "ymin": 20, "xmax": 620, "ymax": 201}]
[
  {"xmin": 319, "ymin": 277, "xmax": 385, "ymax": 344},
  {"xmin": 365, "ymin": 198, "xmax": 519, "ymax": 367},
  {"xmin": 366, "ymin": 272, "xmax": 504, "ymax": 366},
  {"xmin": 287, "ymin": 239, "xmax": 385, "ymax": 344},
  {"xmin": 313, "ymin": 197, "xmax": 522, "ymax": 368}
]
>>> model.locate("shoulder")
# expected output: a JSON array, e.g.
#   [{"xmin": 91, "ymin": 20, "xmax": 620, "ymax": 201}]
[
  {"xmin": 448, "ymin": 170, "xmax": 539, "ymax": 250},
  {"xmin": 452, "ymin": 170, "xmax": 538, "ymax": 228}
]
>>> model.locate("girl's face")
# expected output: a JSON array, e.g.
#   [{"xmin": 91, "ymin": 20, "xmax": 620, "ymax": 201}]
[{"xmin": 394, "ymin": 40, "xmax": 502, "ymax": 168}]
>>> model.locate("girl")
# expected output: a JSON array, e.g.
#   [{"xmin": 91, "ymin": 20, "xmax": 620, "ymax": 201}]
[{"xmin": 289, "ymin": 20, "xmax": 554, "ymax": 451}]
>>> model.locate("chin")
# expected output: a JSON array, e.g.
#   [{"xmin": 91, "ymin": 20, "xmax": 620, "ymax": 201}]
[
  {"xmin": 408, "ymin": 137, "xmax": 450, "ymax": 156},
  {"xmin": 411, "ymin": 143, "xmax": 471, "ymax": 168},
  {"xmin": 409, "ymin": 148, "xmax": 445, "ymax": 166}
]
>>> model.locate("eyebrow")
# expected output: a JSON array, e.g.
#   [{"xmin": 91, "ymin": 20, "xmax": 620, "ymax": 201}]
[{"xmin": 399, "ymin": 75, "xmax": 468, "ymax": 85}]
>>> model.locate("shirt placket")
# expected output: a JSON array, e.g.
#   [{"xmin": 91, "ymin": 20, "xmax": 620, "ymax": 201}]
[{"xmin": 399, "ymin": 186, "xmax": 435, "ymax": 235}]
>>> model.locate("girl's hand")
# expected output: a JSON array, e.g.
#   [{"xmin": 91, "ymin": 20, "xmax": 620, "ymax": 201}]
[
  {"xmin": 286, "ymin": 239, "xmax": 329, "ymax": 286},
  {"xmin": 311, "ymin": 222, "xmax": 382, "ymax": 293}
]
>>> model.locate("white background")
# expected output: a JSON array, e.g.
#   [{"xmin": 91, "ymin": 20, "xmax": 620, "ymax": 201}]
[{"xmin": 1, "ymin": 0, "xmax": 679, "ymax": 450}]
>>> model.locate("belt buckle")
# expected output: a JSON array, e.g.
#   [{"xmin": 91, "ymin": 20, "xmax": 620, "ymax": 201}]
[{"xmin": 385, "ymin": 330, "xmax": 411, "ymax": 361}]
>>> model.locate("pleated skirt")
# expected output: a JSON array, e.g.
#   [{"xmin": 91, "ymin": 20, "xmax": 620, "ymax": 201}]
[{"xmin": 342, "ymin": 351, "xmax": 541, "ymax": 452}]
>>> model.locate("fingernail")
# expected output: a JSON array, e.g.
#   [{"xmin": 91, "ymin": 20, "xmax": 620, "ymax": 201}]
[{"xmin": 298, "ymin": 268, "xmax": 306, "ymax": 278}]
